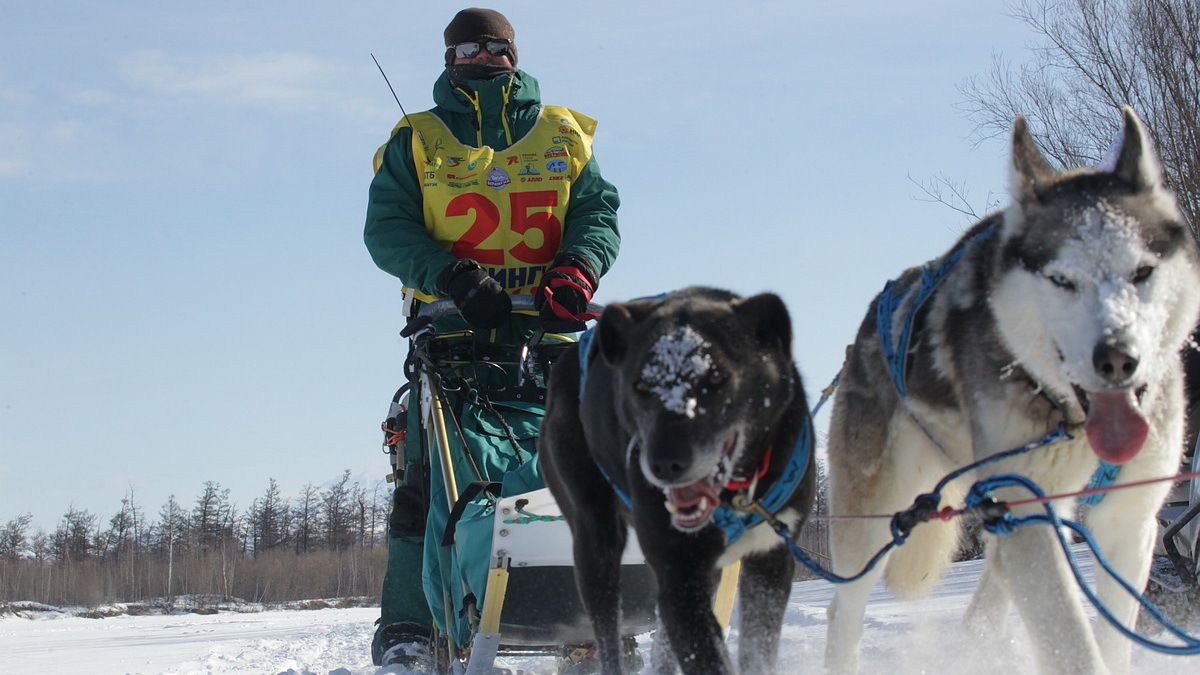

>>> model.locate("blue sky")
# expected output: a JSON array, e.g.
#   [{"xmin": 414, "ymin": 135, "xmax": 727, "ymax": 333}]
[{"xmin": 1, "ymin": 1, "xmax": 1036, "ymax": 531}]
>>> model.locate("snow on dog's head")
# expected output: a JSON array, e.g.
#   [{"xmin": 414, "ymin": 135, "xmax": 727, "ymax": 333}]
[{"xmin": 639, "ymin": 326, "xmax": 714, "ymax": 419}]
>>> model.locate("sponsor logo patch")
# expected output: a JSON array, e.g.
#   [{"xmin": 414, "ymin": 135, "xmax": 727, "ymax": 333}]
[{"xmin": 487, "ymin": 167, "xmax": 511, "ymax": 190}]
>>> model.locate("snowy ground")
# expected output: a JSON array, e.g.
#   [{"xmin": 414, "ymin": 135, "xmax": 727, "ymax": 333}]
[{"xmin": 3, "ymin": 555, "xmax": 1200, "ymax": 674}]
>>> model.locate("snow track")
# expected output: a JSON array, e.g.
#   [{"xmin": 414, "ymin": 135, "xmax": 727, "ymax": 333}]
[{"xmin": 2, "ymin": 556, "xmax": 1198, "ymax": 674}]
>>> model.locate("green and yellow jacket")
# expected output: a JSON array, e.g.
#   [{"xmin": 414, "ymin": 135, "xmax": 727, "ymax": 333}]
[{"xmin": 364, "ymin": 69, "xmax": 620, "ymax": 313}]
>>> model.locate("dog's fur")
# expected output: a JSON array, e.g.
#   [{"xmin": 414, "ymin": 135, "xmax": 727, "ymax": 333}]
[
  {"xmin": 540, "ymin": 287, "xmax": 817, "ymax": 675},
  {"xmin": 824, "ymin": 107, "xmax": 1200, "ymax": 675}
]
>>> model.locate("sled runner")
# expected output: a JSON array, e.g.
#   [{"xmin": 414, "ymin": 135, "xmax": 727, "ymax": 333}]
[{"xmin": 386, "ymin": 296, "xmax": 741, "ymax": 674}]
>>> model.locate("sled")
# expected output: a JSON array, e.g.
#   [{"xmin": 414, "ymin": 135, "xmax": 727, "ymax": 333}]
[
  {"xmin": 1144, "ymin": 338, "xmax": 1200, "ymax": 621},
  {"xmin": 396, "ymin": 296, "xmax": 741, "ymax": 674},
  {"xmin": 1152, "ymin": 437, "xmax": 1200, "ymax": 586}
]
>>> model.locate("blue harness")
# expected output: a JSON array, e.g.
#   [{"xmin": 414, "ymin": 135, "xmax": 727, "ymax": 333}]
[
  {"xmin": 876, "ymin": 222, "xmax": 997, "ymax": 398},
  {"xmin": 576, "ymin": 326, "xmax": 814, "ymax": 544},
  {"xmin": 873, "ymin": 221, "xmax": 1117, "ymax": 503}
]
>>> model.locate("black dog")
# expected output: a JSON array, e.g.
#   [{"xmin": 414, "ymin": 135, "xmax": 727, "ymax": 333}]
[{"xmin": 540, "ymin": 287, "xmax": 817, "ymax": 675}]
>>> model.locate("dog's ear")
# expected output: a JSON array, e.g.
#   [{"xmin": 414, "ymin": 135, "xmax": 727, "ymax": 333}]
[
  {"xmin": 1110, "ymin": 106, "xmax": 1163, "ymax": 191},
  {"xmin": 595, "ymin": 299, "xmax": 659, "ymax": 365},
  {"xmin": 733, "ymin": 293, "xmax": 792, "ymax": 355},
  {"xmin": 595, "ymin": 304, "xmax": 636, "ymax": 366},
  {"xmin": 1010, "ymin": 116, "xmax": 1055, "ymax": 203}
]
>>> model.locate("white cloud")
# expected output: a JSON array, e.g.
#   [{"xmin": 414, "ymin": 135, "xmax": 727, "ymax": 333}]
[
  {"xmin": 335, "ymin": 95, "xmax": 399, "ymax": 131},
  {"xmin": 0, "ymin": 121, "xmax": 27, "ymax": 142},
  {"xmin": 48, "ymin": 120, "xmax": 84, "ymax": 144},
  {"xmin": 0, "ymin": 122, "xmax": 30, "ymax": 176},
  {"xmin": 0, "ymin": 88, "xmax": 34, "ymax": 105},
  {"xmin": 73, "ymin": 89, "xmax": 117, "ymax": 106},
  {"xmin": 0, "ymin": 158, "xmax": 29, "ymax": 176},
  {"xmin": 121, "ymin": 50, "xmax": 336, "ymax": 107}
]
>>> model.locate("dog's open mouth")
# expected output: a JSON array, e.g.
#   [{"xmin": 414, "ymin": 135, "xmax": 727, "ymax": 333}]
[
  {"xmin": 1073, "ymin": 385, "xmax": 1149, "ymax": 464},
  {"xmin": 662, "ymin": 434, "xmax": 739, "ymax": 532},
  {"xmin": 664, "ymin": 481, "xmax": 720, "ymax": 531}
]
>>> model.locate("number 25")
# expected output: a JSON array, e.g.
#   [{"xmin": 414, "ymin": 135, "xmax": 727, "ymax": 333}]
[{"xmin": 448, "ymin": 191, "xmax": 562, "ymax": 265}]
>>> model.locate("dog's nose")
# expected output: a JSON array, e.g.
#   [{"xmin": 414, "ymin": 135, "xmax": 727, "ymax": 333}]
[
  {"xmin": 648, "ymin": 457, "xmax": 689, "ymax": 483},
  {"xmin": 1093, "ymin": 340, "xmax": 1139, "ymax": 383}
]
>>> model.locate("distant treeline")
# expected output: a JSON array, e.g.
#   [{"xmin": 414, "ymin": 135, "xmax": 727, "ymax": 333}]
[
  {"xmin": 0, "ymin": 472, "xmax": 391, "ymax": 606},
  {"xmin": 0, "ymin": 466, "xmax": 856, "ymax": 607}
]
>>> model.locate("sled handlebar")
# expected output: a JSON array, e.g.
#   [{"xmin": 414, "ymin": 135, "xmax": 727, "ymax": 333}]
[
  {"xmin": 415, "ymin": 296, "xmax": 604, "ymax": 319},
  {"xmin": 401, "ymin": 296, "xmax": 604, "ymax": 338}
]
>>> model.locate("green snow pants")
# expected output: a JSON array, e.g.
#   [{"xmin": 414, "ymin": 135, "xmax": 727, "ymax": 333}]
[
  {"xmin": 373, "ymin": 313, "xmax": 556, "ymax": 662},
  {"xmin": 372, "ymin": 531, "xmax": 433, "ymax": 663}
]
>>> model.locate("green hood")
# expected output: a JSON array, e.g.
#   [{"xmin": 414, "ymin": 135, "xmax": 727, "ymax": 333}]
[{"xmin": 430, "ymin": 68, "xmax": 543, "ymax": 151}]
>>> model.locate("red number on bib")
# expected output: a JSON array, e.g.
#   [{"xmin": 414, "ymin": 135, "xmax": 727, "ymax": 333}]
[
  {"xmin": 510, "ymin": 191, "xmax": 562, "ymax": 264},
  {"xmin": 445, "ymin": 190, "xmax": 563, "ymax": 265},
  {"xmin": 447, "ymin": 193, "xmax": 504, "ymax": 265}
]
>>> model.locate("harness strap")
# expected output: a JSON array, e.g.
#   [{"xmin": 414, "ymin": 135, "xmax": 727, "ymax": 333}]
[
  {"xmin": 722, "ymin": 445, "xmax": 772, "ymax": 491},
  {"xmin": 877, "ymin": 222, "xmax": 997, "ymax": 399},
  {"xmin": 576, "ymin": 325, "xmax": 597, "ymax": 401},
  {"xmin": 1079, "ymin": 460, "xmax": 1120, "ymax": 506},
  {"xmin": 713, "ymin": 414, "xmax": 813, "ymax": 544}
]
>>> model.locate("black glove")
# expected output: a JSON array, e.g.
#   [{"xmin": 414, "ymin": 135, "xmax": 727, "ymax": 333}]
[
  {"xmin": 436, "ymin": 259, "xmax": 511, "ymax": 329},
  {"xmin": 534, "ymin": 253, "xmax": 599, "ymax": 323}
]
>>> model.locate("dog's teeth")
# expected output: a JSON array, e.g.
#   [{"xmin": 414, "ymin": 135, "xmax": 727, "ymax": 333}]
[
  {"xmin": 697, "ymin": 496, "xmax": 708, "ymax": 512},
  {"xmin": 664, "ymin": 501, "xmax": 678, "ymax": 514}
]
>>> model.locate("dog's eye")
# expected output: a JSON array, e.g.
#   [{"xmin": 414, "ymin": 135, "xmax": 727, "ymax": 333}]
[
  {"xmin": 1045, "ymin": 272, "xmax": 1076, "ymax": 291},
  {"xmin": 1132, "ymin": 265, "xmax": 1155, "ymax": 284},
  {"xmin": 699, "ymin": 370, "xmax": 725, "ymax": 392}
]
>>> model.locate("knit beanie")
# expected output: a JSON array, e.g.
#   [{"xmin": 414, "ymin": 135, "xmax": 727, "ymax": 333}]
[{"xmin": 443, "ymin": 8, "xmax": 517, "ymax": 66}]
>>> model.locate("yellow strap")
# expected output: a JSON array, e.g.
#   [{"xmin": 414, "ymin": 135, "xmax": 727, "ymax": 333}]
[
  {"xmin": 479, "ymin": 567, "xmax": 510, "ymax": 633},
  {"xmin": 712, "ymin": 560, "xmax": 741, "ymax": 629}
]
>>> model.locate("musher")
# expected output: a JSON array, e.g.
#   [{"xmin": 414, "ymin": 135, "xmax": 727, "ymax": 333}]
[{"xmin": 363, "ymin": 7, "xmax": 620, "ymax": 670}]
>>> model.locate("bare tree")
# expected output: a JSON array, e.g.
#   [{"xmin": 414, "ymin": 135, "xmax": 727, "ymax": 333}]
[
  {"xmin": 248, "ymin": 478, "xmax": 290, "ymax": 554},
  {"xmin": 292, "ymin": 483, "xmax": 321, "ymax": 555},
  {"xmin": 361, "ymin": 478, "xmax": 390, "ymax": 549},
  {"xmin": 52, "ymin": 506, "xmax": 97, "ymax": 562},
  {"xmin": 100, "ymin": 490, "xmax": 147, "ymax": 599},
  {"xmin": 102, "ymin": 493, "xmax": 142, "ymax": 562},
  {"xmin": 156, "ymin": 495, "xmax": 187, "ymax": 599},
  {"xmin": 0, "ymin": 513, "xmax": 34, "ymax": 601},
  {"xmin": 959, "ymin": 0, "xmax": 1200, "ymax": 232},
  {"xmin": 0, "ymin": 513, "xmax": 32, "ymax": 561},
  {"xmin": 192, "ymin": 481, "xmax": 234, "ymax": 552},
  {"xmin": 322, "ymin": 470, "xmax": 358, "ymax": 551},
  {"xmin": 30, "ymin": 528, "xmax": 51, "ymax": 564}
]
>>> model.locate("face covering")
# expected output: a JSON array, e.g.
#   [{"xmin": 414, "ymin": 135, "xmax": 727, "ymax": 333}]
[{"xmin": 447, "ymin": 64, "xmax": 516, "ymax": 90}]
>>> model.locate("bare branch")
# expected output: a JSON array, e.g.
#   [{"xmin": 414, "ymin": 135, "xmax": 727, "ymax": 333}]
[
  {"xmin": 960, "ymin": 0, "xmax": 1199, "ymax": 233},
  {"xmin": 908, "ymin": 172, "xmax": 1004, "ymax": 222}
]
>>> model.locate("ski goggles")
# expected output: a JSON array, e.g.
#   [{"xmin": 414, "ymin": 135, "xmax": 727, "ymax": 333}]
[{"xmin": 451, "ymin": 39, "xmax": 512, "ymax": 59}]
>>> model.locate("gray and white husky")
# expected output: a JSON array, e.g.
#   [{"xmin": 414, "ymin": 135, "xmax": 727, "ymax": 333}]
[{"xmin": 825, "ymin": 107, "xmax": 1200, "ymax": 675}]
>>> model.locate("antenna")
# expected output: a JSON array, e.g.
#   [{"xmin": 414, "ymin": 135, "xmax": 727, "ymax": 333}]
[
  {"xmin": 370, "ymin": 54, "xmax": 428, "ymax": 167},
  {"xmin": 371, "ymin": 53, "xmax": 411, "ymax": 120}
]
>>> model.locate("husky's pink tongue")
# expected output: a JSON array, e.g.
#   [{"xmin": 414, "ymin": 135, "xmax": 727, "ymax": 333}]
[{"xmin": 1084, "ymin": 390, "xmax": 1149, "ymax": 465}]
